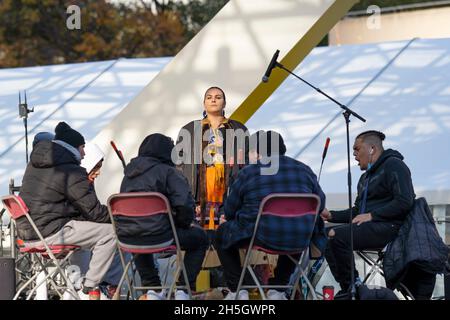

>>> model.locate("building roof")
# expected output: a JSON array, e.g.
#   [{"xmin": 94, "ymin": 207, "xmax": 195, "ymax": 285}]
[{"xmin": 347, "ymin": 0, "xmax": 450, "ymax": 17}]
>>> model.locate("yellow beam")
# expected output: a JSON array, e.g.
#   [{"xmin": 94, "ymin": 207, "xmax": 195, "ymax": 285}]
[
  {"xmin": 93, "ymin": 0, "xmax": 359, "ymax": 202},
  {"xmin": 231, "ymin": 0, "xmax": 359, "ymax": 124}
]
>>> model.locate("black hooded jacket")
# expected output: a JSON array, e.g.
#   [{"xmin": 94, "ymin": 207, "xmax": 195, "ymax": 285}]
[
  {"xmin": 18, "ymin": 140, "xmax": 109, "ymax": 241},
  {"xmin": 330, "ymin": 149, "xmax": 415, "ymax": 226},
  {"xmin": 119, "ymin": 134, "xmax": 195, "ymax": 245},
  {"xmin": 383, "ymin": 197, "xmax": 450, "ymax": 289}
]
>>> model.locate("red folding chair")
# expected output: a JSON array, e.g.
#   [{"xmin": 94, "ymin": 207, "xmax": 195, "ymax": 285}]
[
  {"xmin": 235, "ymin": 193, "xmax": 321, "ymax": 300},
  {"xmin": 5, "ymin": 180, "xmax": 37, "ymax": 296},
  {"xmin": 1, "ymin": 195, "xmax": 80, "ymax": 300},
  {"xmin": 107, "ymin": 192, "xmax": 192, "ymax": 300}
]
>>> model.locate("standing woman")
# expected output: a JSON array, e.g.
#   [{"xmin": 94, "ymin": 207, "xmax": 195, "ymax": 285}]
[{"xmin": 177, "ymin": 87, "xmax": 248, "ymax": 231}]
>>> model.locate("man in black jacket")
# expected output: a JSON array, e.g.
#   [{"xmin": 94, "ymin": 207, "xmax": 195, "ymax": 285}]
[
  {"xmin": 321, "ymin": 130, "xmax": 416, "ymax": 296},
  {"xmin": 120, "ymin": 133, "xmax": 208, "ymax": 300},
  {"xmin": 19, "ymin": 122, "xmax": 116, "ymax": 298}
]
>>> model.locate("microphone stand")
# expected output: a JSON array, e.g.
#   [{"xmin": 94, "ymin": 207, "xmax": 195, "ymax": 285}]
[{"xmin": 271, "ymin": 59, "xmax": 366, "ymax": 300}]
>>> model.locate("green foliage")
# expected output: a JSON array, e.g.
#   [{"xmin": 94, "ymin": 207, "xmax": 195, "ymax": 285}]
[
  {"xmin": 0, "ymin": 0, "xmax": 229, "ymax": 68},
  {"xmin": 173, "ymin": 0, "xmax": 229, "ymax": 40}
]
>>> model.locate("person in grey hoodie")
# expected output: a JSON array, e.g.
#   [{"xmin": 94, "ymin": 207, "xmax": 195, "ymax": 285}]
[{"xmin": 19, "ymin": 122, "xmax": 116, "ymax": 299}]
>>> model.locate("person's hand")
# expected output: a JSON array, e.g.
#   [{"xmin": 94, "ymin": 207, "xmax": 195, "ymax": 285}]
[
  {"xmin": 320, "ymin": 208, "xmax": 332, "ymax": 221},
  {"xmin": 195, "ymin": 205, "xmax": 201, "ymax": 216},
  {"xmin": 219, "ymin": 214, "xmax": 226, "ymax": 225},
  {"xmin": 352, "ymin": 213, "xmax": 372, "ymax": 225}
]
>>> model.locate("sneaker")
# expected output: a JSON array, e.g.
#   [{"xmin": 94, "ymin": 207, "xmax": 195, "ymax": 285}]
[
  {"xmin": 77, "ymin": 289, "xmax": 90, "ymax": 300},
  {"xmin": 175, "ymin": 290, "xmax": 190, "ymax": 300},
  {"xmin": 99, "ymin": 284, "xmax": 118, "ymax": 300},
  {"xmin": 334, "ymin": 289, "xmax": 350, "ymax": 300},
  {"xmin": 77, "ymin": 286, "xmax": 101, "ymax": 300},
  {"xmin": 100, "ymin": 290, "xmax": 110, "ymax": 300},
  {"xmin": 146, "ymin": 289, "xmax": 166, "ymax": 300},
  {"xmin": 266, "ymin": 289, "xmax": 287, "ymax": 300},
  {"xmin": 224, "ymin": 289, "xmax": 249, "ymax": 300}
]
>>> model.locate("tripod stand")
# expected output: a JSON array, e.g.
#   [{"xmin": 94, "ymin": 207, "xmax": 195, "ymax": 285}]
[
  {"xmin": 18, "ymin": 91, "xmax": 34, "ymax": 164},
  {"xmin": 264, "ymin": 50, "xmax": 366, "ymax": 299}
]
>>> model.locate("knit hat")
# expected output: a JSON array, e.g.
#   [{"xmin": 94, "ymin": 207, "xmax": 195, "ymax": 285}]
[
  {"xmin": 81, "ymin": 143, "xmax": 105, "ymax": 173},
  {"xmin": 54, "ymin": 122, "xmax": 85, "ymax": 148}
]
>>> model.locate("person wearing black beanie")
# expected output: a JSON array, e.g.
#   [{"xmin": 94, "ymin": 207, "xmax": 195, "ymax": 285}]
[
  {"xmin": 54, "ymin": 121, "xmax": 86, "ymax": 160},
  {"xmin": 54, "ymin": 121, "xmax": 85, "ymax": 148},
  {"xmin": 19, "ymin": 121, "xmax": 115, "ymax": 299}
]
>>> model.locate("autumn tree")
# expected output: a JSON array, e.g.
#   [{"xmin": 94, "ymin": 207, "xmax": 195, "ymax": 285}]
[{"xmin": 0, "ymin": 0, "xmax": 228, "ymax": 68}]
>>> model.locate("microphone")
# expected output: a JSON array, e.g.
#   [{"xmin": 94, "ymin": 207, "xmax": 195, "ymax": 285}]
[
  {"xmin": 318, "ymin": 137, "xmax": 331, "ymax": 183},
  {"xmin": 262, "ymin": 50, "xmax": 280, "ymax": 83},
  {"xmin": 110, "ymin": 141, "xmax": 126, "ymax": 169},
  {"xmin": 322, "ymin": 137, "xmax": 331, "ymax": 160}
]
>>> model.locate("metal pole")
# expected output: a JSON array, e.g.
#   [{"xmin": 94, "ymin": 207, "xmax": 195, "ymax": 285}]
[{"xmin": 9, "ymin": 179, "xmax": 17, "ymax": 259}]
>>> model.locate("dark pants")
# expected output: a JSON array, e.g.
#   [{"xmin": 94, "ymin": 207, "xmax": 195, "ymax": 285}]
[
  {"xmin": 214, "ymin": 225, "xmax": 299, "ymax": 292},
  {"xmin": 325, "ymin": 221, "xmax": 400, "ymax": 291},
  {"xmin": 401, "ymin": 266, "xmax": 436, "ymax": 300},
  {"xmin": 134, "ymin": 224, "xmax": 208, "ymax": 290}
]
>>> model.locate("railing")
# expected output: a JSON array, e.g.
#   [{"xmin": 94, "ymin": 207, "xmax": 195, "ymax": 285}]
[{"xmin": 346, "ymin": 0, "xmax": 450, "ymax": 17}]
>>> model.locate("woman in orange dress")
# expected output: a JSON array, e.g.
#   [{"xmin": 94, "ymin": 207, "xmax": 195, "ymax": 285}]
[{"xmin": 177, "ymin": 87, "xmax": 248, "ymax": 231}]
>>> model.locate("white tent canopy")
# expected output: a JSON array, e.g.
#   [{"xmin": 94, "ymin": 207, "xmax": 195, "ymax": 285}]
[
  {"xmin": 0, "ymin": 57, "xmax": 170, "ymax": 214},
  {"xmin": 1, "ymin": 38, "xmax": 449, "ymax": 221},
  {"xmin": 247, "ymin": 37, "xmax": 450, "ymax": 208}
]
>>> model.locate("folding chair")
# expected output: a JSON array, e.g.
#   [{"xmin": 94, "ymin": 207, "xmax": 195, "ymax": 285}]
[
  {"xmin": 356, "ymin": 248, "xmax": 415, "ymax": 300},
  {"xmin": 107, "ymin": 192, "xmax": 192, "ymax": 300},
  {"xmin": 235, "ymin": 193, "xmax": 321, "ymax": 300},
  {"xmin": 5, "ymin": 180, "xmax": 36, "ymax": 294},
  {"xmin": 357, "ymin": 249, "xmax": 385, "ymax": 285},
  {"xmin": 1, "ymin": 195, "xmax": 80, "ymax": 300}
]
